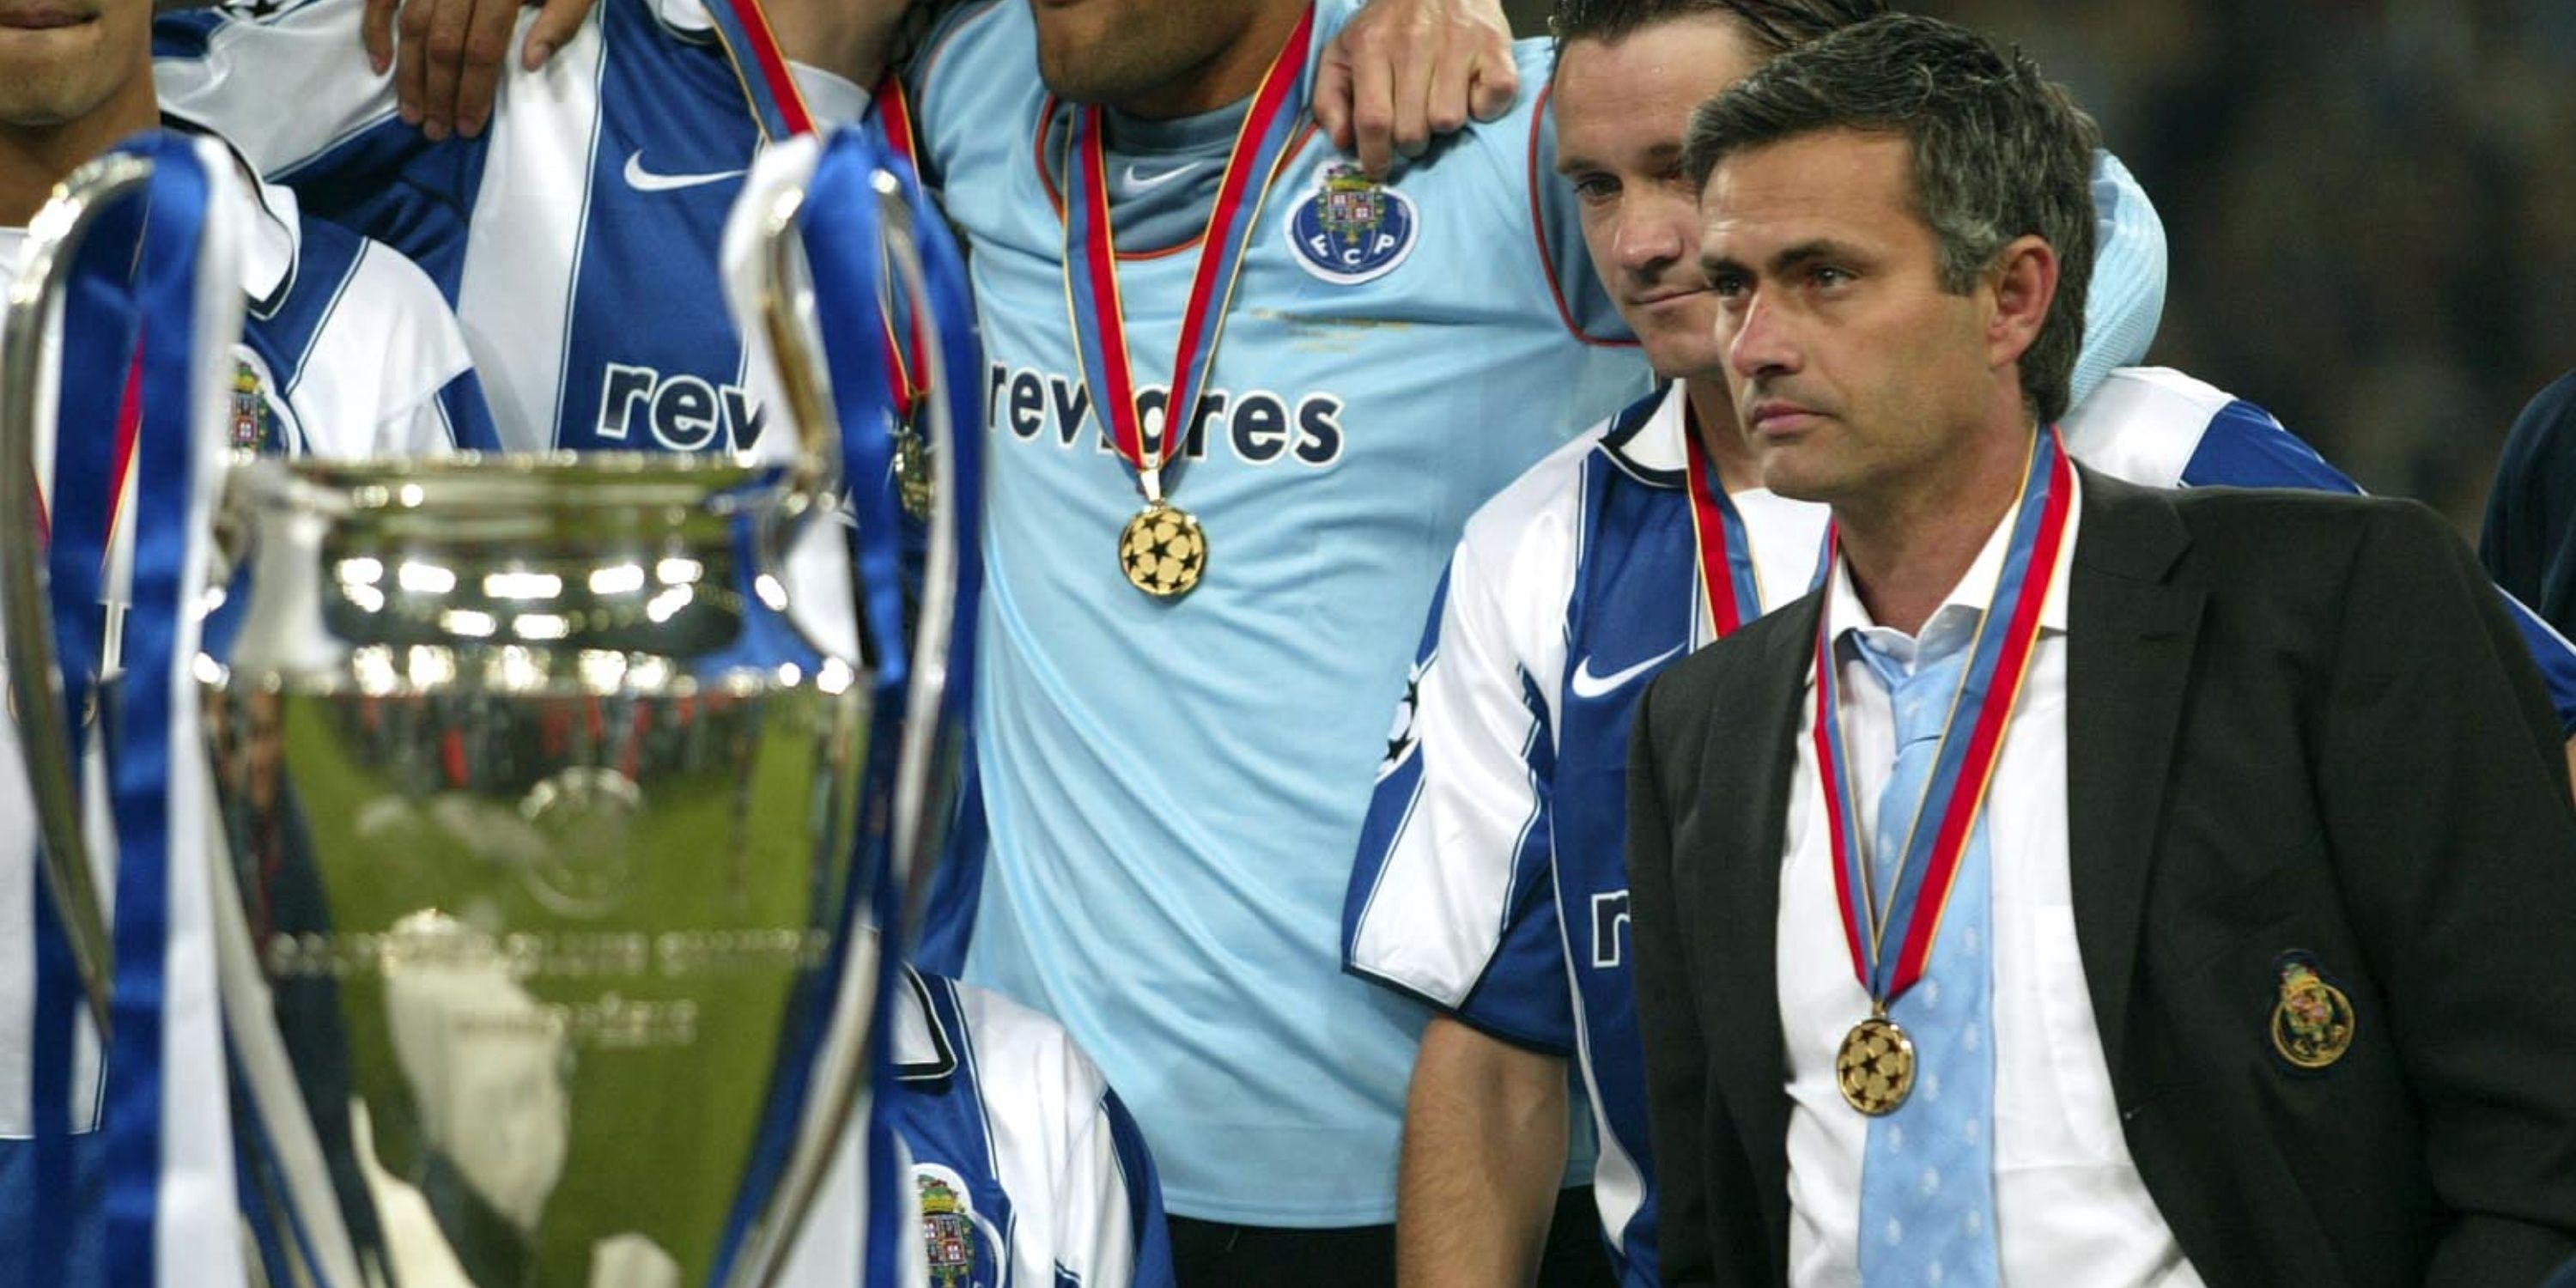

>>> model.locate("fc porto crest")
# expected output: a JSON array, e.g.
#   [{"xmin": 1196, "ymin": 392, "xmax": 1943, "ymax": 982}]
[
  {"xmin": 916, "ymin": 1165, "xmax": 982, "ymax": 1288},
  {"xmin": 2269, "ymin": 950, "xmax": 2356, "ymax": 1071},
  {"xmin": 1286, "ymin": 162, "xmax": 1418, "ymax": 285},
  {"xmin": 229, "ymin": 351, "xmax": 277, "ymax": 453}
]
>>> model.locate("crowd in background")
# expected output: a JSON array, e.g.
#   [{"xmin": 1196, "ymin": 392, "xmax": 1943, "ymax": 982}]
[{"xmin": 1504, "ymin": 0, "xmax": 2576, "ymax": 523}]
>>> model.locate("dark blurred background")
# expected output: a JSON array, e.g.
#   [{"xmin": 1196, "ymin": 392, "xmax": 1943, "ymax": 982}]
[{"xmin": 1504, "ymin": 0, "xmax": 2576, "ymax": 527}]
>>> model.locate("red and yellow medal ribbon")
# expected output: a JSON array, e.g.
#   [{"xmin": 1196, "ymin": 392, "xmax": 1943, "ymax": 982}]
[
  {"xmin": 1060, "ymin": 4, "xmax": 1315, "ymax": 503},
  {"xmin": 1680, "ymin": 407, "xmax": 1764, "ymax": 639},
  {"xmin": 1812, "ymin": 425, "xmax": 2073, "ymax": 1002}
]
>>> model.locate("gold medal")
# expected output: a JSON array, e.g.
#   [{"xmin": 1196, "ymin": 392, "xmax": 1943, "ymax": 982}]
[
  {"xmin": 891, "ymin": 420, "xmax": 934, "ymax": 520},
  {"xmin": 1835, "ymin": 1012, "xmax": 1916, "ymax": 1115},
  {"xmin": 1119, "ymin": 501, "xmax": 1207, "ymax": 598}
]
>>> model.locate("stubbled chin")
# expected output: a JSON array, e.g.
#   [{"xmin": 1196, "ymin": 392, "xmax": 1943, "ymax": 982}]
[{"xmin": 1752, "ymin": 448, "xmax": 1838, "ymax": 505}]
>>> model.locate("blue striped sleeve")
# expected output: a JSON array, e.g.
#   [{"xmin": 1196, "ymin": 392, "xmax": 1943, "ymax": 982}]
[
  {"xmin": 1102, "ymin": 1088, "xmax": 1175, "ymax": 1288},
  {"xmin": 1344, "ymin": 561, "xmax": 1577, "ymax": 1054},
  {"xmin": 2177, "ymin": 398, "xmax": 2360, "ymax": 495},
  {"xmin": 1450, "ymin": 880, "xmax": 1577, "ymax": 1056}
]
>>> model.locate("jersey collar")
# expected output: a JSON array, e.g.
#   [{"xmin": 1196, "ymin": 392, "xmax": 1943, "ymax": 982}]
[
  {"xmin": 161, "ymin": 113, "xmax": 301, "ymax": 312},
  {"xmin": 890, "ymin": 965, "xmax": 962, "ymax": 1082},
  {"xmin": 1596, "ymin": 380, "xmax": 1690, "ymax": 488},
  {"xmin": 651, "ymin": 0, "xmax": 714, "ymax": 35}
]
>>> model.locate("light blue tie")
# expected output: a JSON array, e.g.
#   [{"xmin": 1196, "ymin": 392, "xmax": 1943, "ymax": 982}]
[{"xmin": 1850, "ymin": 626, "xmax": 1999, "ymax": 1288}]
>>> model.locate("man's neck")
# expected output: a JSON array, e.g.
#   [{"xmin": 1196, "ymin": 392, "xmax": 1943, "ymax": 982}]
[
  {"xmin": 1115, "ymin": 1, "xmax": 1307, "ymax": 120},
  {"xmin": 1835, "ymin": 422, "xmax": 2037, "ymax": 637},
  {"xmin": 0, "ymin": 93, "xmax": 161, "ymax": 228},
  {"xmin": 1685, "ymin": 378, "xmax": 1760, "ymax": 494}
]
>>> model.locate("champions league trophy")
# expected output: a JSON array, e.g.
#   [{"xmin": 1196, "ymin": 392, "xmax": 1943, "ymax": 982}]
[{"xmin": 0, "ymin": 130, "xmax": 975, "ymax": 1286}]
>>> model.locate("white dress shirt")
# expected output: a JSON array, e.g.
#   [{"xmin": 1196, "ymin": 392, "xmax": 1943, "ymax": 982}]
[{"xmin": 1777, "ymin": 471, "xmax": 2206, "ymax": 1287}]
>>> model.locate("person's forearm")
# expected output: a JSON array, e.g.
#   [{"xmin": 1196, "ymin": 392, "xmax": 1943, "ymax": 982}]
[{"xmin": 1396, "ymin": 1017, "xmax": 1571, "ymax": 1288}]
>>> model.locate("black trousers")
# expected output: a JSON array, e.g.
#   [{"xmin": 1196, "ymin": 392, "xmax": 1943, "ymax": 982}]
[{"xmin": 1167, "ymin": 1185, "xmax": 1616, "ymax": 1288}]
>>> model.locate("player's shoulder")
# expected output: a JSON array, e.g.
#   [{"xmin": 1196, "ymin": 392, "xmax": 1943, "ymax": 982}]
[
  {"xmin": 2150, "ymin": 471, "xmax": 2421, "ymax": 542},
  {"xmin": 324, "ymin": 220, "xmax": 454, "ymax": 333},
  {"xmin": 2499, "ymin": 368, "xmax": 2576, "ymax": 476},
  {"xmin": 274, "ymin": 202, "xmax": 468, "ymax": 379},
  {"xmin": 1452, "ymin": 386, "xmax": 1668, "ymax": 593},
  {"xmin": 2061, "ymin": 365, "xmax": 2280, "ymax": 487},
  {"xmin": 908, "ymin": 1, "xmax": 1027, "ymax": 119},
  {"xmin": 2081, "ymin": 463, "xmax": 2452, "ymax": 609},
  {"xmin": 900, "ymin": 969, "xmax": 1110, "ymax": 1107}
]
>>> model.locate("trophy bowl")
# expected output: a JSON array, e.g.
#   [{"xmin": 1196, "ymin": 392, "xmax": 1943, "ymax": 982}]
[{"xmin": 204, "ymin": 453, "xmax": 872, "ymax": 1287}]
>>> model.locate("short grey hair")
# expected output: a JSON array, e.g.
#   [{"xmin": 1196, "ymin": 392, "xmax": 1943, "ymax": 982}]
[
  {"xmin": 1546, "ymin": 0, "xmax": 1886, "ymax": 60},
  {"xmin": 1681, "ymin": 13, "xmax": 2099, "ymax": 423}
]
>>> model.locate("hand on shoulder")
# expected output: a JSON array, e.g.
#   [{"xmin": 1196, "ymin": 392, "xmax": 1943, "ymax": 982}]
[{"xmin": 1312, "ymin": 0, "xmax": 1519, "ymax": 177}]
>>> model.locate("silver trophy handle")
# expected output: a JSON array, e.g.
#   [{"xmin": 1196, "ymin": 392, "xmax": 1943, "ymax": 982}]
[
  {"xmin": 724, "ymin": 161, "xmax": 965, "ymax": 1288},
  {"xmin": 747, "ymin": 166, "xmax": 958, "ymax": 889},
  {"xmin": 0, "ymin": 151, "xmax": 163, "ymax": 1036},
  {"xmin": 755, "ymin": 182, "xmax": 840, "ymax": 517}
]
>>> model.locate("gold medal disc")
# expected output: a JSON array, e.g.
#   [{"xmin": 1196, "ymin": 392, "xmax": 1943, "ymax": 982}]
[
  {"xmin": 1835, "ymin": 1015, "xmax": 1917, "ymax": 1115},
  {"xmin": 891, "ymin": 423, "xmax": 934, "ymax": 520},
  {"xmin": 1119, "ymin": 501, "xmax": 1208, "ymax": 598}
]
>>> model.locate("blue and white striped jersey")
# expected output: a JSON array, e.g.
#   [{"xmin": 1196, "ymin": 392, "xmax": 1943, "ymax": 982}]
[
  {"xmin": 154, "ymin": 0, "xmax": 870, "ymax": 453},
  {"xmin": 882, "ymin": 969, "xmax": 1174, "ymax": 1288},
  {"xmin": 1, "ymin": 140, "xmax": 495, "ymax": 466},
  {"xmin": 1343, "ymin": 368, "xmax": 2576, "ymax": 1286},
  {"xmin": 0, "ymin": 136, "xmax": 494, "ymax": 1288}
]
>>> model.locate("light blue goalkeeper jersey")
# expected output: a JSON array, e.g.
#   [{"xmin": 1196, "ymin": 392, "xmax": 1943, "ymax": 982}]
[{"xmin": 908, "ymin": 0, "xmax": 1647, "ymax": 1224}]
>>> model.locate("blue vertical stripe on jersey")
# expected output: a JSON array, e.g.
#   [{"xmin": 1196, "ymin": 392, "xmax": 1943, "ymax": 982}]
[
  {"xmin": 1103, "ymin": 1088, "xmax": 1174, "ymax": 1286},
  {"xmin": 2176, "ymin": 398, "xmax": 2357, "ymax": 495},
  {"xmin": 435, "ymin": 369, "xmax": 506, "ymax": 451}
]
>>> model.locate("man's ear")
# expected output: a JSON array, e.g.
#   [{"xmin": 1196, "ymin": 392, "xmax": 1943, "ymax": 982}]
[{"xmin": 1985, "ymin": 234, "xmax": 2058, "ymax": 373}]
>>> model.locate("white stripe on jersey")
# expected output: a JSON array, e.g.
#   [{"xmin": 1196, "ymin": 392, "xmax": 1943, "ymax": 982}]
[
  {"xmin": 486, "ymin": 5, "xmax": 608, "ymax": 446},
  {"xmin": 283, "ymin": 221, "xmax": 482, "ymax": 456}
]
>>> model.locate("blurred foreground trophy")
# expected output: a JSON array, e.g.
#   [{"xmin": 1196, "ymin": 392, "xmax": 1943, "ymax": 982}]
[{"xmin": 0, "ymin": 127, "xmax": 978, "ymax": 1286}]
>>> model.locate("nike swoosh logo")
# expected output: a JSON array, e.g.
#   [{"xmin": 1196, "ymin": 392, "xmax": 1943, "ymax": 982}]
[
  {"xmin": 1569, "ymin": 646, "xmax": 1685, "ymax": 700},
  {"xmin": 1119, "ymin": 161, "xmax": 1204, "ymax": 193},
  {"xmin": 623, "ymin": 150, "xmax": 746, "ymax": 193}
]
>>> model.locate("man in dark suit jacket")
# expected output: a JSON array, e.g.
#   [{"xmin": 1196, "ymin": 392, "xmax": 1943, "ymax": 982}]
[{"xmin": 1627, "ymin": 14, "xmax": 2576, "ymax": 1288}]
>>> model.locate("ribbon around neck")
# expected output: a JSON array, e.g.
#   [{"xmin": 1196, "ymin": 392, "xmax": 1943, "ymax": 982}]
[
  {"xmin": 1680, "ymin": 403, "xmax": 1765, "ymax": 639},
  {"xmin": 1060, "ymin": 3, "xmax": 1315, "ymax": 504},
  {"xmin": 1812, "ymin": 425, "xmax": 2073, "ymax": 1005}
]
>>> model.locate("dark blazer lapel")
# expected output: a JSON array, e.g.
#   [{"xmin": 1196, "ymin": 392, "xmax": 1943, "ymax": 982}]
[
  {"xmin": 2064, "ymin": 468, "xmax": 2204, "ymax": 1089},
  {"xmin": 1698, "ymin": 592, "xmax": 1821, "ymax": 1257}
]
